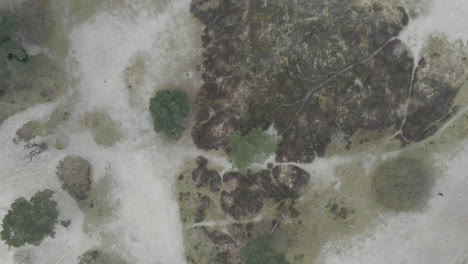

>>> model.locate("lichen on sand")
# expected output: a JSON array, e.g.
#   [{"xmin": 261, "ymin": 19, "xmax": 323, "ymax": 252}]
[{"xmin": 81, "ymin": 110, "xmax": 122, "ymax": 147}]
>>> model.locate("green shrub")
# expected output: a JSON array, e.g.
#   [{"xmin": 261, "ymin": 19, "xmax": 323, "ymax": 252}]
[
  {"xmin": 1, "ymin": 189, "xmax": 59, "ymax": 247},
  {"xmin": 149, "ymin": 89, "xmax": 189, "ymax": 140},
  {"xmin": 227, "ymin": 128, "xmax": 279, "ymax": 171},
  {"xmin": 240, "ymin": 234, "xmax": 289, "ymax": 264}
]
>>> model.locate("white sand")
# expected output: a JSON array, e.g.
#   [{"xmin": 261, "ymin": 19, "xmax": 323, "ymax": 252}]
[
  {"xmin": 0, "ymin": 0, "xmax": 202, "ymax": 263},
  {"xmin": 317, "ymin": 143, "xmax": 468, "ymax": 264}
]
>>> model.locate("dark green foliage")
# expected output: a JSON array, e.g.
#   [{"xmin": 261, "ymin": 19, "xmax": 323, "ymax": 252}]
[
  {"xmin": 1, "ymin": 189, "xmax": 59, "ymax": 247},
  {"xmin": 149, "ymin": 89, "xmax": 189, "ymax": 140},
  {"xmin": 240, "ymin": 234, "xmax": 289, "ymax": 264},
  {"xmin": 227, "ymin": 128, "xmax": 280, "ymax": 171}
]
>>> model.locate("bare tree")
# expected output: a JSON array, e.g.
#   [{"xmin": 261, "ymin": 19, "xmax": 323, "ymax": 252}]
[{"xmin": 24, "ymin": 142, "xmax": 47, "ymax": 162}]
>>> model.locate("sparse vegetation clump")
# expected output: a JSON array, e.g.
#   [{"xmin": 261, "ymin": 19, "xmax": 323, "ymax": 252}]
[
  {"xmin": 0, "ymin": 12, "xmax": 28, "ymax": 62},
  {"xmin": 372, "ymin": 158, "xmax": 432, "ymax": 211},
  {"xmin": 240, "ymin": 234, "xmax": 289, "ymax": 264},
  {"xmin": 149, "ymin": 89, "xmax": 190, "ymax": 140},
  {"xmin": 1, "ymin": 189, "xmax": 58, "ymax": 247},
  {"xmin": 227, "ymin": 128, "xmax": 280, "ymax": 171},
  {"xmin": 78, "ymin": 249, "xmax": 127, "ymax": 264},
  {"xmin": 82, "ymin": 111, "xmax": 121, "ymax": 147},
  {"xmin": 56, "ymin": 155, "xmax": 92, "ymax": 200}
]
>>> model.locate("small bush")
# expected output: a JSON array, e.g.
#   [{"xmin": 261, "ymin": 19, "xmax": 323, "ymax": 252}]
[
  {"xmin": 1, "ymin": 189, "xmax": 58, "ymax": 247},
  {"xmin": 149, "ymin": 89, "xmax": 189, "ymax": 140},
  {"xmin": 78, "ymin": 249, "xmax": 127, "ymax": 264},
  {"xmin": 227, "ymin": 128, "xmax": 279, "ymax": 171},
  {"xmin": 372, "ymin": 158, "xmax": 432, "ymax": 210},
  {"xmin": 240, "ymin": 234, "xmax": 289, "ymax": 264}
]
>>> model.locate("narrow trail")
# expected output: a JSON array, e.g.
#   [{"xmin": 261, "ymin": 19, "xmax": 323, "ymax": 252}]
[
  {"xmin": 279, "ymin": 37, "xmax": 398, "ymax": 135},
  {"xmin": 395, "ymin": 59, "xmax": 419, "ymax": 142},
  {"xmin": 432, "ymin": 105, "xmax": 468, "ymax": 137}
]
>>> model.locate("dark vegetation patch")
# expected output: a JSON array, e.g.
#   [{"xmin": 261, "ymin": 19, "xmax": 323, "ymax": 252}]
[
  {"xmin": 272, "ymin": 165, "xmax": 311, "ymax": 199},
  {"xmin": 190, "ymin": 0, "xmax": 462, "ymax": 162},
  {"xmin": 192, "ymin": 156, "xmax": 221, "ymax": 192},
  {"xmin": 240, "ymin": 233, "xmax": 289, "ymax": 264},
  {"xmin": 0, "ymin": 4, "xmax": 66, "ymax": 124},
  {"xmin": 78, "ymin": 249, "xmax": 126, "ymax": 264},
  {"xmin": 180, "ymin": 156, "xmax": 310, "ymax": 222},
  {"xmin": 184, "ymin": 226, "xmax": 242, "ymax": 264},
  {"xmin": 56, "ymin": 156, "xmax": 92, "ymax": 201},
  {"xmin": 60, "ymin": 220, "xmax": 72, "ymax": 228},
  {"xmin": 372, "ymin": 158, "xmax": 433, "ymax": 211},
  {"xmin": 326, "ymin": 200, "xmax": 355, "ymax": 220},
  {"xmin": 178, "ymin": 156, "xmax": 311, "ymax": 263},
  {"xmin": 183, "ymin": 0, "xmax": 468, "ymax": 263}
]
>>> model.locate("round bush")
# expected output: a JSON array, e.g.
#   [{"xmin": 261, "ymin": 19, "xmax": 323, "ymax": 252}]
[{"xmin": 149, "ymin": 89, "xmax": 189, "ymax": 140}]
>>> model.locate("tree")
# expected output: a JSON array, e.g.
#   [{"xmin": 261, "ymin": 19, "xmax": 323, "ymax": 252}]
[
  {"xmin": 149, "ymin": 89, "xmax": 190, "ymax": 140},
  {"xmin": 240, "ymin": 234, "xmax": 289, "ymax": 264},
  {"xmin": 1, "ymin": 189, "xmax": 59, "ymax": 247},
  {"xmin": 227, "ymin": 128, "xmax": 279, "ymax": 172}
]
